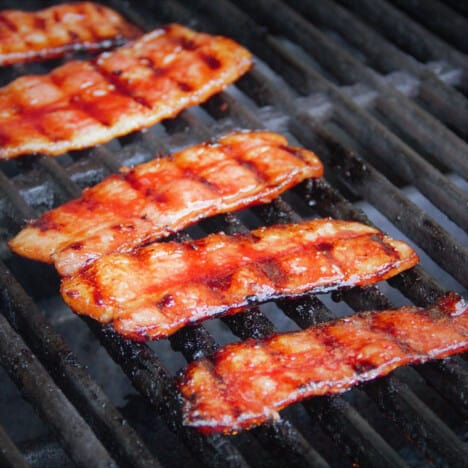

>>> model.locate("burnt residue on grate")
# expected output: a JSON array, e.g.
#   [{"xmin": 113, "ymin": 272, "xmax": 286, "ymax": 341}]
[{"xmin": 0, "ymin": 0, "xmax": 467, "ymax": 467}]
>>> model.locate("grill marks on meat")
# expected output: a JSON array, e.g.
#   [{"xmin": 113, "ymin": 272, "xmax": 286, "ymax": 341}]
[
  {"xmin": 0, "ymin": 24, "xmax": 252, "ymax": 159},
  {"xmin": 0, "ymin": 2, "xmax": 142, "ymax": 66},
  {"xmin": 177, "ymin": 293, "xmax": 468, "ymax": 433},
  {"xmin": 9, "ymin": 131, "xmax": 323, "ymax": 276},
  {"xmin": 60, "ymin": 219, "xmax": 418, "ymax": 340}
]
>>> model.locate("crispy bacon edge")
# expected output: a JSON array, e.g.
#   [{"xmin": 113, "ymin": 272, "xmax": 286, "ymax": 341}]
[
  {"xmin": 177, "ymin": 292, "xmax": 468, "ymax": 434},
  {"xmin": 0, "ymin": 2, "xmax": 142, "ymax": 66}
]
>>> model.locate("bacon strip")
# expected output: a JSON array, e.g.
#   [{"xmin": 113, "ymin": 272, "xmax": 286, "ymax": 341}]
[
  {"xmin": 177, "ymin": 292, "xmax": 467, "ymax": 434},
  {"xmin": 0, "ymin": 23, "xmax": 252, "ymax": 159},
  {"xmin": 60, "ymin": 219, "xmax": 419, "ymax": 340},
  {"xmin": 0, "ymin": 2, "xmax": 142, "ymax": 66},
  {"xmin": 9, "ymin": 131, "xmax": 323, "ymax": 276}
]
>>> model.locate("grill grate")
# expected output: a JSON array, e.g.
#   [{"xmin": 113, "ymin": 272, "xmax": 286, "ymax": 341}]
[{"xmin": 0, "ymin": 0, "xmax": 467, "ymax": 466}]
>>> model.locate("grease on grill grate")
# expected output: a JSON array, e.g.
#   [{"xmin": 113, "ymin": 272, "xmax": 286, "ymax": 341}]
[{"xmin": 0, "ymin": 0, "xmax": 467, "ymax": 467}]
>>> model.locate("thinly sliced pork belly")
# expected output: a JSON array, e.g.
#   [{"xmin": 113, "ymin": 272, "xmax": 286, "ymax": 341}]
[
  {"xmin": 0, "ymin": 23, "xmax": 252, "ymax": 159},
  {"xmin": 9, "ymin": 131, "xmax": 323, "ymax": 276},
  {"xmin": 178, "ymin": 292, "xmax": 467, "ymax": 433},
  {"xmin": 0, "ymin": 2, "xmax": 142, "ymax": 66},
  {"xmin": 61, "ymin": 219, "xmax": 419, "ymax": 340}
]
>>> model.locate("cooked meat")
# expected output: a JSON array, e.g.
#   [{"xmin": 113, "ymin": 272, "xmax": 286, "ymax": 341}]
[
  {"xmin": 0, "ymin": 2, "xmax": 142, "ymax": 66},
  {"xmin": 9, "ymin": 131, "xmax": 323, "ymax": 276},
  {"xmin": 61, "ymin": 219, "xmax": 419, "ymax": 340},
  {"xmin": 0, "ymin": 23, "xmax": 252, "ymax": 159},
  {"xmin": 177, "ymin": 292, "xmax": 467, "ymax": 433}
]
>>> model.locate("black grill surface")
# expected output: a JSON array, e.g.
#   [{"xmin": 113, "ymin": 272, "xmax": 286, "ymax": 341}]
[{"xmin": 0, "ymin": 1, "xmax": 467, "ymax": 467}]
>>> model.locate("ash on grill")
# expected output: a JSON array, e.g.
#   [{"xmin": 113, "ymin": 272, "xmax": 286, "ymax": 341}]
[{"xmin": 0, "ymin": 1, "xmax": 467, "ymax": 467}]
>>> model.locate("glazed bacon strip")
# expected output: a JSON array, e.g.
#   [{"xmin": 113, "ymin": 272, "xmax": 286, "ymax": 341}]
[
  {"xmin": 0, "ymin": 23, "xmax": 252, "ymax": 159},
  {"xmin": 9, "ymin": 131, "xmax": 323, "ymax": 276},
  {"xmin": 178, "ymin": 293, "xmax": 468, "ymax": 434},
  {"xmin": 0, "ymin": 2, "xmax": 142, "ymax": 66},
  {"xmin": 61, "ymin": 219, "xmax": 419, "ymax": 340}
]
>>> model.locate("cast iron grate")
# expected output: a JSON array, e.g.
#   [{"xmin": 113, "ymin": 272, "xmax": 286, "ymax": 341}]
[{"xmin": 0, "ymin": 1, "xmax": 466, "ymax": 467}]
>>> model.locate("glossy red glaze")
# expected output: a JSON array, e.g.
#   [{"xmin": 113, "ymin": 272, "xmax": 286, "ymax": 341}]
[
  {"xmin": 9, "ymin": 131, "xmax": 323, "ymax": 276},
  {"xmin": 178, "ymin": 292, "xmax": 467, "ymax": 433},
  {"xmin": 60, "ymin": 219, "xmax": 418, "ymax": 339},
  {"xmin": 0, "ymin": 2, "xmax": 142, "ymax": 66},
  {"xmin": 0, "ymin": 23, "xmax": 252, "ymax": 159}
]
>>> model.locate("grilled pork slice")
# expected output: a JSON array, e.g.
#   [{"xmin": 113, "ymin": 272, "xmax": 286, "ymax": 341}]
[
  {"xmin": 61, "ymin": 219, "xmax": 419, "ymax": 340},
  {"xmin": 178, "ymin": 292, "xmax": 467, "ymax": 433},
  {"xmin": 0, "ymin": 23, "xmax": 252, "ymax": 159},
  {"xmin": 9, "ymin": 131, "xmax": 323, "ymax": 276},
  {"xmin": 0, "ymin": 2, "xmax": 142, "ymax": 66}
]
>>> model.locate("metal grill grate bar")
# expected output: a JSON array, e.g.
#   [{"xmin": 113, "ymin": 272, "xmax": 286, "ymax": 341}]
[
  {"xmin": 233, "ymin": 0, "xmax": 468, "ymax": 227},
  {"xmin": 0, "ymin": 165, "xmax": 249, "ymax": 465},
  {"xmin": 86, "ymin": 321, "xmax": 251, "ymax": 468},
  {"xmin": 240, "ymin": 62, "xmax": 467, "ymax": 287},
  {"xmin": 366, "ymin": 376, "xmax": 468, "ymax": 467},
  {"xmin": 0, "ymin": 424, "xmax": 28, "ymax": 468},
  {"xmin": 337, "ymin": 0, "xmax": 468, "ymax": 80},
  {"xmin": 390, "ymin": 0, "xmax": 468, "ymax": 53},
  {"xmin": 253, "ymin": 190, "xmax": 468, "ymax": 464},
  {"xmin": 0, "ymin": 312, "xmax": 115, "ymax": 467},
  {"xmin": 183, "ymin": 0, "xmax": 466, "ymax": 288},
  {"xmin": 0, "ymin": 263, "xmax": 160, "ymax": 467},
  {"xmin": 287, "ymin": 0, "xmax": 468, "ymax": 138},
  {"xmin": 157, "ymin": 0, "xmax": 464, "ymax": 460},
  {"xmin": 163, "ymin": 215, "xmax": 330, "ymax": 466},
  {"xmin": 293, "ymin": 117, "xmax": 468, "ymax": 287},
  {"xmin": 162, "ymin": 69, "xmax": 419, "ymax": 467}
]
